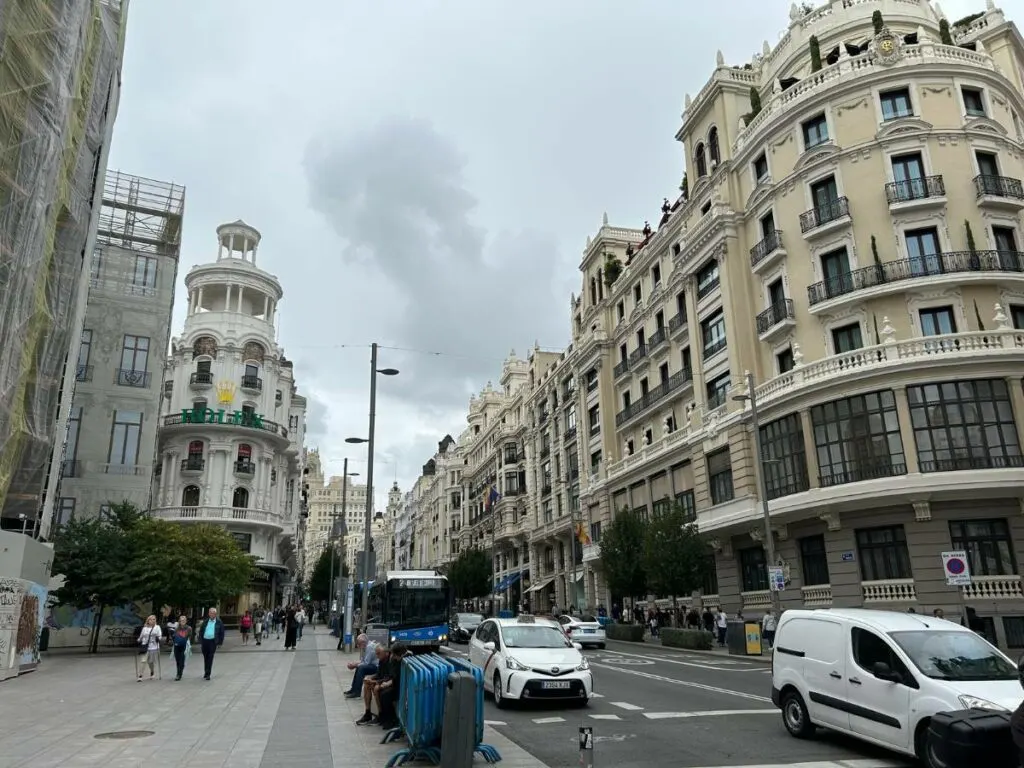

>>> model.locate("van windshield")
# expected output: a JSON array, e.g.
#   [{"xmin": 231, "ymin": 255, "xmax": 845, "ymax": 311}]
[{"xmin": 890, "ymin": 630, "xmax": 1017, "ymax": 681}]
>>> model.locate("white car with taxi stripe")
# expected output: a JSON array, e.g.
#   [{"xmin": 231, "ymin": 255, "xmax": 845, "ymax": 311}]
[{"xmin": 468, "ymin": 615, "xmax": 594, "ymax": 708}]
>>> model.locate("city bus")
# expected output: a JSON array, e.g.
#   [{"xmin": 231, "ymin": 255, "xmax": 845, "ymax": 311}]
[{"xmin": 366, "ymin": 570, "xmax": 451, "ymax": 652}]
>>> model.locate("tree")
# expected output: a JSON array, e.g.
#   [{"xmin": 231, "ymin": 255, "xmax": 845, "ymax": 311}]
[
  {"xmin": 939, "ymin": 19, "xmax": 953, "ymax": 45},
  {"xmin": 871, "ymin": 10, "xmax": 884, "ymax": 34},
  {"xmin": 448, "ymin": 547, "xmax": 492, "ymax": 599},
  {"xmin": 809, "ymin": 35, "xmax": 822, "ymax": 72},
  {"xmin": 643, "ymin": 501, "xmax": 712, "ymax": 621},
  {"xmin": 309, "ymin": 547, "xmax": 341, "ymax": 603},
  {"xmin": 51, "ymin": 501, "xmax": 143, "ymax": 653},
  {"xmin": 598, "ymin": 508, "xmax": 648, "ymax": 602},
  {"xmin": 130, "ymin": 522, "xmax": 257, "ymax": 615}
]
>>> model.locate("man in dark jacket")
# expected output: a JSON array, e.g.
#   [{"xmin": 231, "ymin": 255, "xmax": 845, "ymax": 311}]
[
  {"xmin": 198, "ymin": 608, "xmax": 225, "ymax": 681},
  {"xmin": 377, "ymin": 643, "xmax": 411, "ymax": 730}
]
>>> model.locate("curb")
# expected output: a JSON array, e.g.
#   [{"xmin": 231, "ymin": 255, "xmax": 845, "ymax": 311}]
[{"xmin": 603, "ymin": 637, "xmax": 773, "ymax": 664}]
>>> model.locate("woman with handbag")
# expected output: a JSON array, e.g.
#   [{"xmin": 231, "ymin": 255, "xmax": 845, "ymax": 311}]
[
  {"xmin": 137, "ymin": 615, "xmax": 163, "ymax": 681},
  {"xmin": 170, "ymin": 614, "xmax": 192, "ymax": 681},
  {"xmin": 240, "ymin": 610, "xmax": 253, "ymax": 645}
]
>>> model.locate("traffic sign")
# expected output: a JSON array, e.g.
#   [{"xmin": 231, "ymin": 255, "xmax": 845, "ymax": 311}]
[{"xmin": 941, "ymin": 550, "xmax": 972, "ymax": 586}]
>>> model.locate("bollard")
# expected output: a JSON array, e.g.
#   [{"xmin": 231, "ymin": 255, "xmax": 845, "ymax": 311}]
[{"xmin": 439, "ymin": 671, "xmax": 476, "ymax": 768}]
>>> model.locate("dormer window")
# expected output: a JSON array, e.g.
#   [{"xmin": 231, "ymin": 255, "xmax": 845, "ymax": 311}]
[
  {"xmin": 695, "ymin": 143, "xmax": 707, "ymax": 177},
  {"xmin": 708, "ymin": 127, "xmax": 720, "ymax": 166}
]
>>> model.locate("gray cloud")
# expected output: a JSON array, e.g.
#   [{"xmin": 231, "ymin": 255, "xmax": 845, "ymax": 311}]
[
  {"xmin": 303, "ymin": 117, "xmax": 566, "ymax": 410},
  {"xmin": 303, "ymin": 391, "xmax": 331, "ymax": 443}
]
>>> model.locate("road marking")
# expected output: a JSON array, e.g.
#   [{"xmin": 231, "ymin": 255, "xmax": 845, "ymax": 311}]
[
  {"xmin": 643, "ymin": 709, "xmax": 777, "ymax": 720},
  {"xmin": 590, "ymin": 662, "xmax": 773, "ymax": 703},
  {"xmin": 590, "ymin": 692, "xmax": 604, "ymax": 697},
  {"xmin": 532, "ymin": 717, "xmax": 566, "ymax": 724},
  {"xmin": 686, "ymin": 762, "xmax": 912, "ymax": 768},
  {"xmin": 609, "ymin": 701, "xmax": 643, "ymax": 710},
  {"xmin": 484, "ymin": 720, "xmax": 507, "ymax": 726},
  {"xmin": 601, "ymin": 647, "xmax": 768, "ymax": 672},
  {"xmin": 589, "ymin": 714, "xmax": 622, "ymax": 720},
  {"xmin": 596, "ymin": 656, "xmax": 656, "ymax": 665}
]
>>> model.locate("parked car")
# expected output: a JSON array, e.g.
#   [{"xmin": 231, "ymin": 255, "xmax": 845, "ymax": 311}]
[
  {"xmin": 449, "ymin": 612, "xmax": 484, "ymax": 644},
  {"xmin": 557, "ymin": 614, "xmax": 606, "ymax": 649},
  {"xmin": 468, "ymin": 614, "xmax": 592, "ymax": 708},
  {"xmin": 770, "ymin": 608, "xmax": 1021, "ymax": 767}
]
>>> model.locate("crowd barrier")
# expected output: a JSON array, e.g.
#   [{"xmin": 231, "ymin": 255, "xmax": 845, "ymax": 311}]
[{"xmin": 383, "ymin": 653, "xmax": 501, "ymax": 766}]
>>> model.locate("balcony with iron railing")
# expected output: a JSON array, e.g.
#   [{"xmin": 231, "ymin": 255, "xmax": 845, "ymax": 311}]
[
  {"xmin": 975, "ymin": 174, "xmax": 1024, "ymax": 210},
  {"xmin": 668, "ymin": 311, "xmax": 687, "ymax": 336},
  {"xmin": 885, "ymin": 175, "xmax": 946, "ymax": 210},
  {"xmin": 181, "ymin": 457, "xmax": 205, "ymax": 474},
  {"xmin": 163, "ymin": 411, "xmax": 289, "ymax": 439},
  {"xmin": 116, "ymin": 369, "xmax": 151, "ymax": 388},
  {"xmin": 240, "ymin": 374, "xmax": 263, "ymax": 393},
  {"xmin": 628, "ymin": 343, "xmax": 648, "ymax": 367},
  {"xmin": 806, "ymin": 250, "xmax": 1024, "ymax": 311},
  {"xmin": 614, "ymin": 368, "xmax": 693, "ymax": 427},
  {"xmin": 61, "ymin": 459, "xmax": 80, "ymax": 478},
  {"xmin": 799, "ymin": 196, "xmax": 851, "ymax": 237},
  {"xmin": 190, "ymin": 371, "xmax": 214, "ymax": 389},
  {"xmin": 76, "ymin": 364, "xmax": 93, "ymax": 383},
  {"xmin": 755, "ymin": 299, "xmax": 796, "ymax": 341},
  {"xmin": 564, "ymin": 425, "xmax": 577, "ymax": 442},
  {"xmin": 702, "ymin": 337, "xmax": 727, "ymax": 361},
  {"xmin": 648, "ymin": 327, "xmax": 667, "ymax": 351},
  {"xmin": 696, "ymin": 275, "xmax": 720, "ymax": 300},
  {"xmin": 613, "ymin": 359, "xmax": 629, "ymax": 378},
  {"xmin": 749, "ymin": 229, "xmax": 786, "ymax": 274}
]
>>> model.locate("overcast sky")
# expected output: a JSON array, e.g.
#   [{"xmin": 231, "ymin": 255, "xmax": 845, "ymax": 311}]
[{"xmin": 109, "ymin": 0, "xmax": 983, "ymax": 509}]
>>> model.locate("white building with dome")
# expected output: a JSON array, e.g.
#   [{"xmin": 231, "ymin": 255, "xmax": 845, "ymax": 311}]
[{"xmin": 152, "ymin": 220, "xmax": 307, "ymax": 616}]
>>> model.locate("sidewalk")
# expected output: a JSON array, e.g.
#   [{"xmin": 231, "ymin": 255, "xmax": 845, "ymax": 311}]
[
  {"xmin": 612, "ymin": 635, "xmax": 774, "ymax": 664},
  {"xmin": 0, "ymin": 627, "xmax": 548, "ymax": 767}
]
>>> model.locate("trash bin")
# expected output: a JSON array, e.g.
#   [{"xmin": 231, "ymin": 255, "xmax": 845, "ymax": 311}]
[
  {"xmin": 726, "ymin": 620, "xmax": 763, "ymax": 656},
  {"xmin": 39, "ymin": 626, "xmax": 49, "ymax": 652}
]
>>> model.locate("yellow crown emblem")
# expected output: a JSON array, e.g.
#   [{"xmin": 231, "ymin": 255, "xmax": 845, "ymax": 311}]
[{"xmin": 215, "ymin": 380, "xmax": 236, "ymax": 405}]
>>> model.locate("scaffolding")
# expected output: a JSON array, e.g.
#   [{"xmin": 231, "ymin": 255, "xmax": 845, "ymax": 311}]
[
  {"xmin": 97, "ymin": 170, "xmax": 185, "ymax": 256},
  {"xmin": 0, "ymin": 0, "xmax": 127, "ymax": 522}
]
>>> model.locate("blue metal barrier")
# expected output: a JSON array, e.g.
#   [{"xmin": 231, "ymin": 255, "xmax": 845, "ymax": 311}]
[{"xmin": 383, "ymin": 653, "xmax": 501, "ymax": 766}]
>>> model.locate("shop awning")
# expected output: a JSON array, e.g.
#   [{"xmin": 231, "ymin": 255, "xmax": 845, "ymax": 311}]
[
  {"xmin": 527, "ymin": 577, "xmax": 555, "ymax": 594},
  {"xmin": 505, "ymin": 572, "xmax": 522, "ymax": 588},
  {"xmin": 493, "ymin": 576, "xmax": 508, "ymax": 592}
]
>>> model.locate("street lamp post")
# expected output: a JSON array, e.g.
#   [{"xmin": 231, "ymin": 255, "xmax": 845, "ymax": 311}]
[
  {"xmin": 733, "ymin": 371, "xmax": 782, "ymax": 615},
  {"xmin": 347, "ymin": 342, "xmax": 399, "ymax": 632},
  {"xmin": 327, "ymin": 460, "xmax": 358, "ymax": 636}
]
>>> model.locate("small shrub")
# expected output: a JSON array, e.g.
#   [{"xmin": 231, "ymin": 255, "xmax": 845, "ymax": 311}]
[
  {"xmin": 809, "ymin": 36, "xmax": 822, "ymax": 72},
  {"xmin": 660, "ymin": 628, "xmax": 714, "ymax": 650},
  {"xmin": 606, "ymin": 623, "xmax": 644, "ymax": 642},
  {"xmin": 939, "ymin": 19, "xmax": 954, "ymax": 45},
  {"xmin": 965, "ymin": 220, "xmax": 977, "ymax": 253},
  {"xmin": 871, "ymin": 10, "xmax": 884, "ymax": 34},
  {"xmin": 749, "ymin": 87, "xmax": 762, "ymax": 118}
]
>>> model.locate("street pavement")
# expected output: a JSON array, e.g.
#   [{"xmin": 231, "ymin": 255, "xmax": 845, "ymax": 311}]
[
  {"xmin": 0, "ymin": 627, "xmax": 543, "ymax": 768},
  {"xmin": 441, "ymin": 638, "xmax": 916, "ymax": 768}
]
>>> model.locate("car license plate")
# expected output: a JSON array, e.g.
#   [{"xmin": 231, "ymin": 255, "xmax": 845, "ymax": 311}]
[
  {"xmin": 583, "ymin": 629, "xmax": 594, "ymax": 634},
  {"xmin": 542, "ymin": 681, "xmax": 571, "ymax": 690}
]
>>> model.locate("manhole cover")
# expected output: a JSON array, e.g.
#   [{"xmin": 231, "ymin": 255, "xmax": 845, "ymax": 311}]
[{"xmin": 94, "ymin": 730, "xmax": 155, "ymax": 740}]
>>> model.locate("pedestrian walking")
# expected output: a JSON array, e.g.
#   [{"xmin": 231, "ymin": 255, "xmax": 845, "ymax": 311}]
[
  {"xmin": 761, "ymin": 609, "xmax": 778, "ymax": 649},
  {"xmin": 715, "ymin": 609, "xmax": 728, "ymax": 646},
  {"xmin": 170, "ymin": 614, "xmax": 192, "ymax": 681},
  {"xmin": 136, "ymin": 615, "xmax": 163, "ymax": 681},
  {"xmin": 254, "ymin": 608, "xmax": 265, "ymax": 645},
  {"xmin": 296, "ymin": 605, "xmax": 306, "ymax": 640},
  {"xmin": 240, "ymin": 610, "xmax": 252, "ymax": 645},
  {"xmin": 284, "ymin": 605, "xmax": 299, "ymax": 650},
  {"xmin": 198, "ymin": 608, "xmax": 225, "ymax": 680}
]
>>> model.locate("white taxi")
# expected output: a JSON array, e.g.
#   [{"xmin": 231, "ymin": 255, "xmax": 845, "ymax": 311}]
[
  {"xmin": 468, "ymin": 615, "xmax": 593, "ymax": 708},
  {"xmin": 557, "ymin": 614, "xmax": 607, "ymax": 649}
]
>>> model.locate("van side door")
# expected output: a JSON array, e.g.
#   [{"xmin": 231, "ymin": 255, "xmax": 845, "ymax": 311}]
[
  {"xmin": 780, "ymin": 617, "xmax": 850, "ymax": 731},
  {"xmin": 846, "ymin": 626, "xmax": 913, "ymax": 751}
]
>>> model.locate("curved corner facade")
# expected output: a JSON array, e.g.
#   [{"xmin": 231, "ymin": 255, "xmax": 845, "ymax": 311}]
[
  {"xmin": 575, "ymin": 0, "xmax": 1024, "ymax": 645},
  {"xmin": 153, "ymin": 221, "xmax": 307, "ymax": 615}
]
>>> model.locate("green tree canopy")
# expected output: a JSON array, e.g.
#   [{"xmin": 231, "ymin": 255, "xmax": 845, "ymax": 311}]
[
  {"xmin": 308, "ymin": 546, "xmax": 349, "ymax": 603},
  {"xmin": 643, "ymin": 500, "xmax": 712, "ymax": 610},
  {"xmin": 599, "ymin": 508, "xmax": 648, "ymax": 599},
  {"xmin": 448, "ymin": 547, "xmax": 492, "ymax": 599}
]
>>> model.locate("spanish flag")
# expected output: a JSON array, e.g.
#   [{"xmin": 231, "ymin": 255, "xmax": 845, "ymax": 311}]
[{"xmin": 575, "ymin": 523, "xmax": 591, "ymax": 546}]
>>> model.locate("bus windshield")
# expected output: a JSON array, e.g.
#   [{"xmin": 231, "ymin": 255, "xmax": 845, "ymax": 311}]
[{"xmin": 384, "ymin": 582, "xmax": 448, "ymax": 627}]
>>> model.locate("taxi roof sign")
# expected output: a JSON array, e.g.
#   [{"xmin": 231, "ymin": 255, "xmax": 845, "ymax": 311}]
[{"xmin": 516, "ymin": 614, "xmax": 536, "ymax": 623}]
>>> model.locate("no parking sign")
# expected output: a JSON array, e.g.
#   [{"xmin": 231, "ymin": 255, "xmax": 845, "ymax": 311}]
[{"xmin": 941, "ymin": 550, "xmax": 972, "ymax": 587}]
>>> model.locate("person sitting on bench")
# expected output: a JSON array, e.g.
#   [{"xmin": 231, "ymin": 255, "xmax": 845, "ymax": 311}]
[{"xmin": 377, "ymin": 643, "xmax": 411, "ymax": 730}]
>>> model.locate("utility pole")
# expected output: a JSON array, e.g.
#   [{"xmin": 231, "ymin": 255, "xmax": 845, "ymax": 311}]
[{"xmin": 360, "ymin": 343, "xmax": 379, "ymax": 628}]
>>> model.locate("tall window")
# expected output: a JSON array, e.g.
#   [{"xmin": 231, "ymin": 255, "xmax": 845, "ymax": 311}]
[
  {"xmin": 856, "ymin": 525, "xmax": 912, "ymax": 581},
  {"xmin": 802, "ymin": 114, "xmax": 829, "ymax": 148},
  {"xmin": 694, "ymin": 142, "xmax": 707, "ymax": 177},
  {"xmin": 739, "ymin": 546, "xmax": 768, "ymax": 591},
  {"xmin": 182, "ymin": 485, "xmax": 200, "ymax": 506},
  {"xmin": 233, "ymin": 487, "xmax": 250, "ymax": 508},
  {"xmin": 77, "ymin": 329, "xmax": 92, "ymax": 374},
  {"xmin": 907, "ymin": 379, "xmax": 1022, "ymax": 472},
  {"xmin": 880, "ymin": 88, "xmax": 913, "ymax": 120},
  {"xmin": 832, "ymin": 322, "xmax": 863, "ymax": 353},
  {"xmin": 701, "ymin": 311, "xmax": 727, "ymax": 358},
  {"xmin": 820, "ymin": 246, "xmax": 852, "ymax": 298},
  {"xmin": 706, "ymin": 447, "xmax": 734, "ymax": 505},
  {"xmin": 920, "ymin": 306, "xmax": 956, "ymax": 336},
  {"xmin": 799, "ymin": 534, "xmax": 830, "ymax": 586},
  {"xmin": 811, "ymin": 390, "xmax": 906, "ymax": 486},
  {"xmin": 707, "ymin": 127, "xmax": 720, "ymax": 165},
  {"xmin": 759, "ymin": 413, "xmax": 810, "ymax": 499},
  {"xmin": 706, "ymin": 373, "xmax": 731, "ymax": 410},
  {"xmin": 906, "ymin": 227, "xmax": 942, "ymax": 275},
  {"xmin": 119, "ymin": 335, "xmax": 150, "ymax": 387},
  {"xmin": 950, "ymin": 519, "xmax": 1017, "ymax": 576},
  {"xmin": 56, "ymin": 498, "xmax": 75, "ymax": 527},
  {"xmin": 675, "ymin": 489, "xmax": 696, "ymax": 522},
  {"xmin": 65, "ymin": 407, "xmax": 82, "ymax": 469},
  {"xmin": 132, "ymin": 255, "xmax": 158, "ymax": 293},
  {"xmin": 108, "ymin": 410, "xmax": 143, "ymax": 465},
  {"xmin": 696, "ymin": 260, "xmax": 720, "ymax": 299}
]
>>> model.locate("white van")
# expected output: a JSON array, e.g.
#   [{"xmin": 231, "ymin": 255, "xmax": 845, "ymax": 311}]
[{"xmin": 770, "ymin": 608, "xmax": 1021, "ymax": 765}]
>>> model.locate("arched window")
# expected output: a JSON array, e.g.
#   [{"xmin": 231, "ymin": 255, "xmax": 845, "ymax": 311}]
[
  {"xmin": 694, "ymin": 143, "xmax": 708, "ymax": 177},
  {"xmin": 708, "ymin": 127, "xmax": 720, "ymax": 165},
  {"xmin": 188, "ymin": 440, "xmax": 204, "ymax": 457},
  {"xmin": 233, "ymin": 487, "xmax": 249, "ymax": 509},
  {"xmin": 182, "ymin": 485, "xmax": 200, "ymax": 507},
  {"xmin": 237, "ymin": 443, "xmax": 252, "ymax": 461}
]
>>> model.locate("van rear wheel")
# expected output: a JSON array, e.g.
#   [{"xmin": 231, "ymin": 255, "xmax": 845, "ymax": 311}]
[{"xmin": 781, "ymin": 690, "xmax": 815, "ymax": 739}]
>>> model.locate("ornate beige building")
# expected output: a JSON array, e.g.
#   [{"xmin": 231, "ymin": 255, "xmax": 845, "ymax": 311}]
[
  {"xmin": 406, "ymin": 0, "xmax": 1024, "ymax": 646},
  {"xmin": 301, "ymin": 449, "xmax": 370, "ymax": 581}
]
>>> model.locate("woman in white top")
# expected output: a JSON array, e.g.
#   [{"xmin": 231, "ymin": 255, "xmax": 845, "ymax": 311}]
[{"xmin": 137, "ymin": 615, "xmax": 163, "ymax": 681}]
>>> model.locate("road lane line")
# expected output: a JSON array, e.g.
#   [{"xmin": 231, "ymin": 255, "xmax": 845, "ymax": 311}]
[
  {"xmin": 588, "ymin": 714, "xmax": 621, "ymax": 720},
  {"xmin": 609, "ymin": 701, "xmax": 643, "ymax": 710},
  {"xmin": 685, "ymin": 762, "xmax": 911, "ymax": 768},
  {"xmin": 590, "ymin": 662, "xmax": 773, "ymax": 703},
  {"xmin": 484, "ymin": 720, "xmax": 507, "ymax": 726},
  {"xmin": 600, "ymin": 647, "xmax": 769, "ymax": 672},
  {"xmin": 590, "ymin": 692, "xmax": 604, "ymax": 697},
  {"xmin": 643, "ymin": 709, "xmax": 777, "ymax": 720},
  {"xmin": 532, "ymin": 717, "xmax": 566, "ymax": 724}
]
